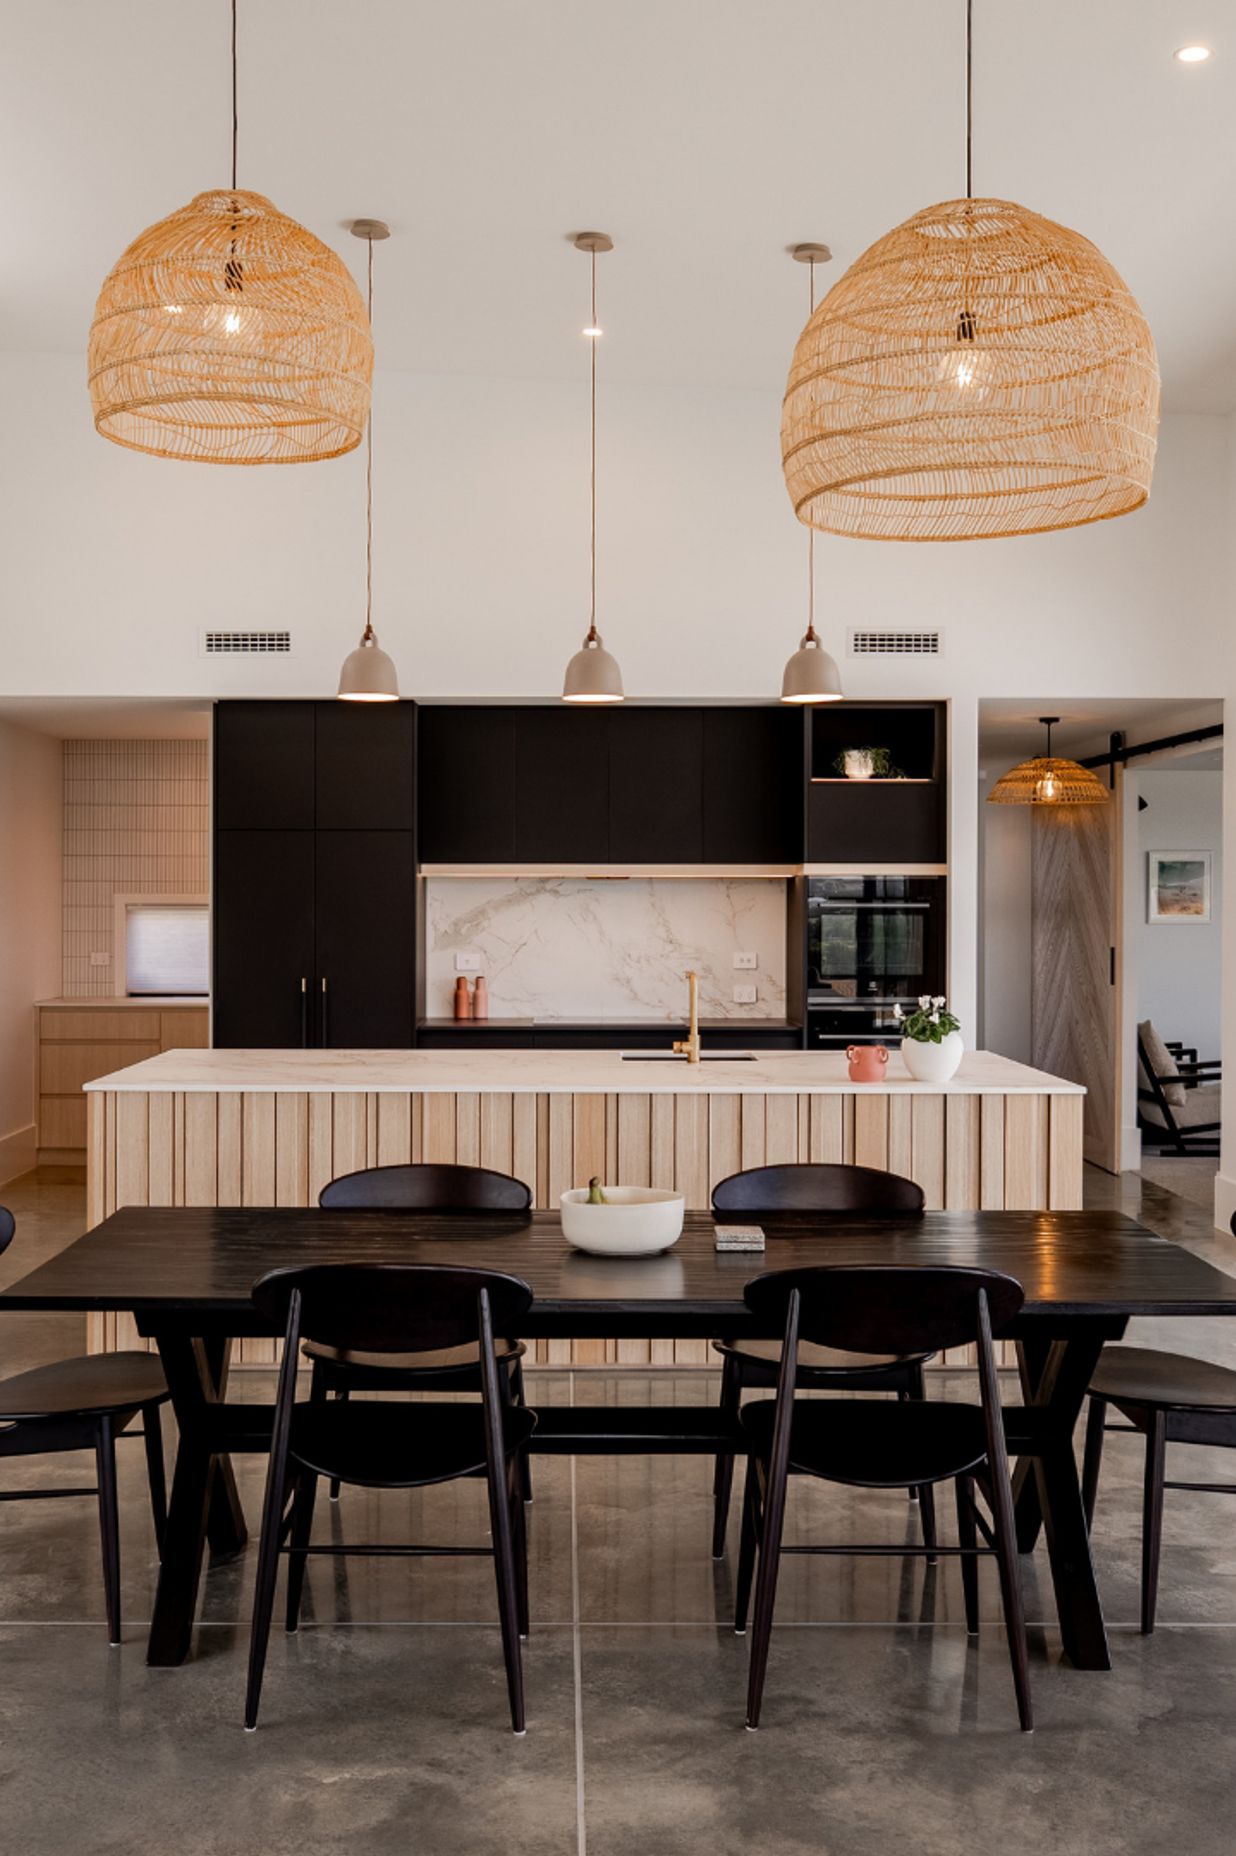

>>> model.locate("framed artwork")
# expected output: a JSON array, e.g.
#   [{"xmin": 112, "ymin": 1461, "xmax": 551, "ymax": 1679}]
[{"xmin": 1147, "ymin": 851, "xmax": 1212, "ymax": 924}]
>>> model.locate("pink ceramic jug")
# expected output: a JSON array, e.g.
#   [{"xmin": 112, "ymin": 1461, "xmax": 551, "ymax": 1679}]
[{"xmin": 846, "ymin": 1043, "xmax": 889, "ymax": 1083}]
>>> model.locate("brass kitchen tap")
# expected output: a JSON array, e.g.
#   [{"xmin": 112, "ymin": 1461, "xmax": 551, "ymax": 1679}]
[{"xmin": 672, "ymin": 970, "xmax": 701, "ymax": 1064}]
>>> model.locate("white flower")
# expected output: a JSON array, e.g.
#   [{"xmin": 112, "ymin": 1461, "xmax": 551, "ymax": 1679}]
[
  {"xmin": 933, "ymin": 995, "xmax": 947, "ymax": 1009},
  {"xmin": 918, "ymin": 994, "xmax": 932, "ymax": 1011},
  {"xmin": 892, "ymin": 1003, "xmax": 903, "ymax": 1020},
  {"xmin": 929, "ymin": 1010, "xmax": 940, "ymax": 1025}
]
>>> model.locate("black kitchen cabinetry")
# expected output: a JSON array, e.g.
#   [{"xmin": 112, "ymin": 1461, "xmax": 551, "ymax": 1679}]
[
  {"xmin": 417, "ymin": 703, "xmax": 804, "ymax": 866},
  {"xmin": 807, "ymin": 703, "xmax": 946, "ymax": 863},
  {"xmin": 417, "ymin": 706, "xmax": 516, "ymax": 862},
  {"xmin": 416, "ymin": 1022, "xmax": 803, "ymax": 1052},
  {"xmin": 702, "ymin": 708, "xmax": 804, "ymax": 863},
  {"xmin": 608, "ymin": 709, "xmax": 704, "ymax": 862},
  {"xmin": 212, "ymin": 702, "xmax": 417, "ymax": 1048}
]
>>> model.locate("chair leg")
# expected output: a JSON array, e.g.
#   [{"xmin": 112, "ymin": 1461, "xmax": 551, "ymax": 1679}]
[
  {"xmin": 244, "ymin": 1455, "xmax": 292, "ymax": 1730},
  {"xmin": 1141, "ymin": 1410, "xmax": 1167, "ymax": 1636},
  {"xmin": 510, "ymin": 1359, "xmax": 533, "ymax": 1504},
  {"xmin": 328, "ymin": 1388, "xmax": 349, "ymax": 1502},
  {"xmin": 954, "ymin": 1476, "xmax": 979, "ymax": 1635},
  {"xmin": 985, "ymin": 1450, "xmax": 1033, "ymax": 1732},
  {"xmin": 745, "ymin": 1454, "xmax": 790, "ymax": 1730},
  {"xmin": 95, "ymin": 1414, "xmax": 122, "ymax": 1647},
  {"xmin": 734, "ymin": 1457, "xmax": 760, "ymax": 1635},
  {"xmin": 284, "ymin": 1471, "xmax": 319, "ymax": 1633},
  {"xmin": 509, "ymin": 1460, "xmax": 530, "ymax": 1640},
  {"xmin": 903, "ymin": 1372, "xmax": 938, "ymax": 1559},
  {"xmin": 712, "ymin": 1353, "xmax": 743, "ymax": 1560},
  {"xmin": 485, "ymin": 1448, "xmax": 526, "ymax": 1734},
  {"xmin": 1081, "ymin": 1395, "xmax": 1106, "ymax": 1531},
  {"xmin": 141, "ymin": 1402, "xmax": 168, "ymax": 1557}
]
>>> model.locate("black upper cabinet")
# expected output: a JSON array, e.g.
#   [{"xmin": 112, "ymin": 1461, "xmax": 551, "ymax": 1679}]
[
  {"xmin": 214, "ymin": 702, "xmax": 315, "ymax": 830},
  {"xmin": 417, "ymin": 707, "xmax": 516, "ymax": 862},
  {"xmin": 315, "ymin": 832, "xmax": 416, "ymax": 1046},
  {"xmin": 608, "ymin": 709, "xmax": 704, "ymax": 862},
  {"xmin": 315, "ymin": 702, "xmax": 416, "ymax": 831},
  {"xmin": 514, "ymin": 708, "xmax": 610, "ymax": 863},
  {"xmin": 702, "ymin": 708, "xmax": 804, "ymax": 863},
  {"xmin": 213, "ymin": 831, "xmax": 316, "ymax": 1048},
  {"xmin": 806, "ymin": 703, "xmax": 946, "ymax": 862}
]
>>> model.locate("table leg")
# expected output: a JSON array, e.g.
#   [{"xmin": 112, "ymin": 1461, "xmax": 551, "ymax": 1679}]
[
  {"xmin": 1012, "ymin": 1333, "xmax": 1053, "ymax": 1551},
  {"xmin": 200, "ymin": 1335, "xmax": 247, "ymax": 1559},
  {"xmin": 1017, "ymin": 1330, "xmax": 1112, "ymax": 1672},
  {"xmin": 147, "ymin": 1332, "xmax": 246, "ymax": 1667}
]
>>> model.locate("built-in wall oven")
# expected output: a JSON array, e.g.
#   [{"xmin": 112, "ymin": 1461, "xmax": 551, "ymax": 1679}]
[{"xmin": 806, "ymin": 875, "xmax": 946, "ymax": 1047}]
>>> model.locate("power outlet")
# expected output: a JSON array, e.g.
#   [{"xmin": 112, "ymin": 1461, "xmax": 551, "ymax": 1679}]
[
  {"xmin": 732, "ymin": 983, "xmax": 757, "ymax": 1005},
  {"xmin": 90, "ymin": 952, "xmax": 110, "ymax": 967},
  {"xmin": 732, "ymin": 951, "xmax": 758, "ymax": 970},
  {"xmin": 454, "ymin": 953, "xmax": 482, "ymax": 973}
]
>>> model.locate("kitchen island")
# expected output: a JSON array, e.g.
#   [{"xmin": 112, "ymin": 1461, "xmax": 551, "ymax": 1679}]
[{"xmin": 83, "ymin": 1047, "xmax": 1083, "ymax": 1366}]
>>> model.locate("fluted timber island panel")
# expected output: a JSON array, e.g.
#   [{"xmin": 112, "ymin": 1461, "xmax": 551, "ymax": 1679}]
[{"xmin": 86, "ymin": 1074, "xmax": 1083, "ymax": 1368}]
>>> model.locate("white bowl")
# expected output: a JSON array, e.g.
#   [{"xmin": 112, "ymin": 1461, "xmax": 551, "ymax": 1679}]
[{"xmin": 559, "ymin": 1186, "xmax": 686, "ymax": 1256}]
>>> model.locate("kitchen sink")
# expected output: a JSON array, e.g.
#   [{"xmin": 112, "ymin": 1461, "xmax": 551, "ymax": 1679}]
[{"xmin": 620, "ymin": 1051, "xmax": 756, "ymax": 1062}]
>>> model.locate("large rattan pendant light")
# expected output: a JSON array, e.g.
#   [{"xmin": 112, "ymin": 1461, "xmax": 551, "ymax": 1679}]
[
  {"xmin": 563, "ymin": 233, "xmax": 624, "ymax": 704},
  {"xmin": 87, "ymin": 0, "xmax": 373, "ymax": 465},
  {"xmin": 781, "ymin": 0, "xmax": 1159, "ymax": 542},
  {"xmin": 337, "ymin": 223, "xmax": 398, "ymax": 702},
  {"xmin": 987, "ymin": 717, "xmax": 1108, "ymax": 805},
  {"xmin": 781, "ymin": 246, "xmax": 842, "ymax": 704}
]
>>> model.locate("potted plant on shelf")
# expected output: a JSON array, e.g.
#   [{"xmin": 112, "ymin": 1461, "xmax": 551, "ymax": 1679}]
[{"xmin": 893, "ymin": 995, "xmax": 964, "ymax": 1083}]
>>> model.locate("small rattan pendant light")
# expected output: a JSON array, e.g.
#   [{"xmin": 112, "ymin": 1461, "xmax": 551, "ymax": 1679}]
[
  {"xmin": 781, "ymin": 247, "xmax": 842, "ymax": 705},
  {"xmin": 781, "ymin": 0, "xmax": 1159, "ymax": 542},
  {"xmin": 563, "ymin": 233, "xmax": 624, "ymax": 704},
  {"xmin": 87, "ymin": 0, "xmax": 372, "ymax": 465},
  {"xmin": 337, "ymin": 223, "xmax": 398, "ymax": 702},
  {"xmin": 987, "ymin": 717, "xmax": 1109, "ymax": 805}
]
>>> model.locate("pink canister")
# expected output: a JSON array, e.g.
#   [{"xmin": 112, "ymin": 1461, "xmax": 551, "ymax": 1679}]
[{"xmin": 846, "ymin": 1044, "xmax": 889, "ymax": 1083}]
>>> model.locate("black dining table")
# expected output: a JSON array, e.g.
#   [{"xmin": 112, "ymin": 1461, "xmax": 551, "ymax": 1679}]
[{"xmin": 4, "ymin": 1204, "xmax": 1236, "ymax": 1672}]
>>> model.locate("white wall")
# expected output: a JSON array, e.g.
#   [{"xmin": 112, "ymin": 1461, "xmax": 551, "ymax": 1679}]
[
  {"xmin": 1129, "ymin": 770, "xmax": 1223, "ymax": 1060},
  {"xmin": 4, "ymin": 352, "xmax": 1236, "ymax": 1203},
  {"xmin": 0, "ymin": 721, "xmax": 62, "ymax": 1183}
]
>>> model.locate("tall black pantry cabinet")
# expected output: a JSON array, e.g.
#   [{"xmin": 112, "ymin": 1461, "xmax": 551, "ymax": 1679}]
[{"xmin": 212, "ymin": 701, "xmax": 417, "ymax": 1048}]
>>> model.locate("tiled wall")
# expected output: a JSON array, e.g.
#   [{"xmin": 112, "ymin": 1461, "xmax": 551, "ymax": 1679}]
[{"xmin": 63, "ymin": 740, "xmax": 209, "ymax": 997}]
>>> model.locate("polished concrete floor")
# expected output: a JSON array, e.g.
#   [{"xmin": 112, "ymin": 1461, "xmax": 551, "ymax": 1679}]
[{"xmin": 1, "ymin": 1166, "xmax": 1235, "ymax": 1854}]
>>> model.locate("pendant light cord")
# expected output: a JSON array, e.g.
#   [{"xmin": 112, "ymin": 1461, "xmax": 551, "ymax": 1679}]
[
  {"xmin": 965, "ymin": 0, "xmax": 973, "ymax": 199},
  {"xmin": 588, "ymin": 249, "xmax": 598, "ymax": 643},
  {"xmin": 805, "ymin": 259, "xmax": 817, "ymax": 643},
  {"xmin": 231, "ymin": 0, "xmax": 239, "ymax": 191},
  {"xmin": 365, "ymin": 237, "xmax": 375, "ymax": 640}
]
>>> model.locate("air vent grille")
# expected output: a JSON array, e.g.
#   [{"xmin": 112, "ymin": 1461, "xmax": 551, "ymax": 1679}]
[
  {"xmin": 202, "ymin": 630, "xmax": 292, "ymax": 655},
  {"xmin": 849, "ymin": 628, "xmax": 941, "ymax": 657}
]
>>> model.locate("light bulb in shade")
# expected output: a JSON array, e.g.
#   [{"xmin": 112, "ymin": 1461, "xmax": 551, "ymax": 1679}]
[
  {"xmin": 1035, "ymin": 773, "xmax": 1059, "ymax": 803},
  {"xmin": 224, "ymin": 308, "xmax": 242, "ymax": 334},
  {"xmin": 935, "ymin": 307, "xmax": 993, "ymax": 395},
  {"xmin": 163, "ymin": 303, "xmax": 184, "ymax": 315},
  {"xmin": 1175, "ymin": 44, "xmax": 1211, "ymax": 62}
]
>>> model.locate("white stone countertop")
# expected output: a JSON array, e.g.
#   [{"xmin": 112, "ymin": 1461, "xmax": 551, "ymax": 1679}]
[{"xmin": 85, "ymin": 1048, "xmax": 1084, "ymax": 1098}]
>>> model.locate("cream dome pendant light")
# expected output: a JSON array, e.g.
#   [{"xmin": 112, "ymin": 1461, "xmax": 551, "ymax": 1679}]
[
  {"xmin": 987, "ymin": 717, "xmax": 1109, "ymax": 806},
  {"xmin": 781, "ymin": 0, "xmax": 1159, "ymax": 542},
  {"xmin": 563, "ymin": 233, "xmax": 624, "ymax": 703},
  {"xmin": 337, "ymin": 222, "xmax": 398, "ymax": 702},
  {"xmin": 87, "ymin": 0, "xmax": 373, "ymax": 465},
  {"xmin": 781, "ymin": 246, "xmax": 842, "ymax": 704}
]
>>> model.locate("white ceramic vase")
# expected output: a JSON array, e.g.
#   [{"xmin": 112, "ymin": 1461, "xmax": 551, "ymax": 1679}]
[{"xmin": 901, "ymin": 1031, "xmax": 964, "ymax": 1084}]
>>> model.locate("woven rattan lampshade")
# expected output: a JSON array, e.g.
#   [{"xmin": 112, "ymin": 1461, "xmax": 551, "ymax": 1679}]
[
  {"xmin": 88, "ymin": 189, "xmax": 373, "ymax": 465},
  {"xmin": 782, "ymin": 196, "xmax": 1160, "ymax": 542},
  {"xmin": 987, "ymin": 719, "xmax": 1109, "ymax": 805}
]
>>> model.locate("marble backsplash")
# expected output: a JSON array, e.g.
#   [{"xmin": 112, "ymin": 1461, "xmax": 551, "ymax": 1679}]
[{"xmin": 424, "ymin": 878, "xmax": 788, "ymax": 1020}]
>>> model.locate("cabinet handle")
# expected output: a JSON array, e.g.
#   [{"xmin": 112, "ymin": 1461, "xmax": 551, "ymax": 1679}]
[
  {"xmin": 300, "ymin": 978, "xmax": 309, "ymax": 1048},
  {"xmin": 320, "ymin": 976, "xmax": 328, "ymax": 1048}
]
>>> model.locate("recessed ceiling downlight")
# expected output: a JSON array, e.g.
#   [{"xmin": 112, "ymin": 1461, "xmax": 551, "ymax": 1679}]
[{"xmin": 1174, "ymin": 45, "xmax": 1212, "ymax": 63}]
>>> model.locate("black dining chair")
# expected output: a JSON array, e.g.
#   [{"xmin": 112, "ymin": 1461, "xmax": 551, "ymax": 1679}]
[
  {"xmin": 1083, "ymin": 1345, "xmax": 1236, "ymax": 1634},
  {"xmin": 736, "ymin": 1263, "xmax": 1031, "ymax": 1732},
  {"xmin": 0, "ymin": 1204, "xmax": 169, "ymax": 1644},
  {"xmin": 309, "ymin": 1164, "xmax": 533, "ymax": 1502},
  {"xmin": 709, "ymin": 1163, "xmax": 934, "ymax": 1560},
  {"xmin": 245, "ymin": 1261, "xmax": 537, "ymax": 1734}
]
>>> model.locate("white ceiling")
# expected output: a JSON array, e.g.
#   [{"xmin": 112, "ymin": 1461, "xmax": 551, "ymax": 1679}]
[
  {"xmin": 2, "ymin": 1, "xmax": 1234, "ymax": 407},
  {"xmin": 978, "ymin": 698, "xmax": 1224, "ymax": 770}
]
